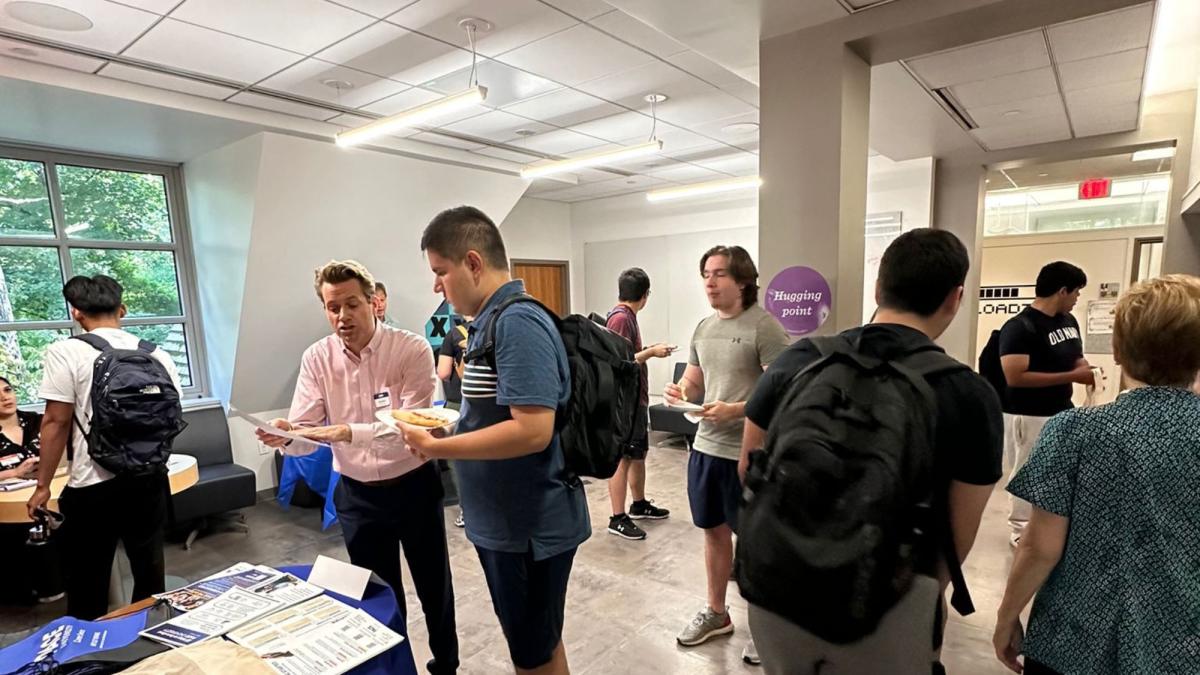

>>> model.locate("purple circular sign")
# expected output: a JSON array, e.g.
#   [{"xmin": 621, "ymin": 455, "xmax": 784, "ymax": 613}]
[{"xmin": 765, "ymin": 266, "xmax": 832, "ymax": 336}]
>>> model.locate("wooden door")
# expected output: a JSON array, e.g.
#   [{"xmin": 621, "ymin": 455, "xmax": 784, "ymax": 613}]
[{"xmin": 513, "ymin": 260, "xmax": 569, "ymax": 316}]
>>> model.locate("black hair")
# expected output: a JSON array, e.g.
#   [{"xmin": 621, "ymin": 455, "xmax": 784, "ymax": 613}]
[
  {"xmin": 700, "ymin": 245, "xmax": 760, "ymax": 308},
  {"xmin": 1035, "ymin": 261, "xmax": 1087, "ymax": 298},
  {"xmin": 618, "ymin": 268, "xmax": 651, "ymax": 302},
  {"xmin": 421, "ymin": 206, "xmax": 509, "ymax": 272},
  {"xmin": 62, "ymin": 275, "xmax": 123, "ymax": 316},
  {"xmin": 877, "ymin": 229, "xmax": 969, "ymax": 316}
]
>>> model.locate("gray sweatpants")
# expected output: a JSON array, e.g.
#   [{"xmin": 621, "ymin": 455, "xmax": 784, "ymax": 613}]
[{"xmin": 748, "ymin": 575, "xmax": 941, "ymax": 675}]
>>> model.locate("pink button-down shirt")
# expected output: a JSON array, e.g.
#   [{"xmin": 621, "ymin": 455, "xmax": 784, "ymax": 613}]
[{"xmin": 284, "ymin": 322, "xmax": 436, "ymax": 482}]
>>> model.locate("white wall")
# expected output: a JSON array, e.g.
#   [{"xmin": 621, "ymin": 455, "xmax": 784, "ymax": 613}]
[
  {"xmin": 500, "ymin": 197, "xmax": 573, "ymax": 265},
  {"xmin": 863, "ymin": 156, "xmax": 935, "ymax": 321},
  {"xmin": 977, "ymin": 225, "xmax": 1163, "ymax": 406}
]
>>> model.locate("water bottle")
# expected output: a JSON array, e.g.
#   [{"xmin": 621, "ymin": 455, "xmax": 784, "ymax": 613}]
[{"xmin": 26, "ymin": 508, "xmax": 64, "ymax": 603}]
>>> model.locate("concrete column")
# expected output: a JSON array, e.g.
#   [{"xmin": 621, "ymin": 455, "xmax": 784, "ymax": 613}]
[
  {"xmin": 759, "ymin": 34, "xmax": 870, "ymax": 333},
  {"xmin": 932, "ymin": 159, "xmax": 987, "ymax": 365}
]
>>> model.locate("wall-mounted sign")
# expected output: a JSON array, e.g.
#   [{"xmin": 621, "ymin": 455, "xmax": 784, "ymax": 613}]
[
  {"xmin": 425, "ymin": 300, "xmax": 458, "ymax": 351},
  {"xmin": 1078, "ymin": 178, "xmax": 1112, "ymax": 200},
  {"xmin": 765, "ymin": 266, "xmax": 831, "ymax": 336},
  {"xmin": 1099, "ymin": 282, "xmax": 1120, "ymax": 298},
  {"xmin": 978, "ymin": 285, "xmax": 1036, "ymax": 316}
]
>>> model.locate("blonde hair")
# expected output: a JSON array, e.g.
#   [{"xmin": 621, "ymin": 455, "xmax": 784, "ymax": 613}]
[
  {"xmin": 1113, "ymin": 274, "xmax": 1200, "ymax": 387},
  {"xmin": 313, "ymin": 260, "xmax": 375, "ymax": 301}
]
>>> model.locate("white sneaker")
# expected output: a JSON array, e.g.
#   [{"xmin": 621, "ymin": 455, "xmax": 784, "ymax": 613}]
[{"xmin": 742, "ymin": 638, "xmax": 760, "ymax": 666}]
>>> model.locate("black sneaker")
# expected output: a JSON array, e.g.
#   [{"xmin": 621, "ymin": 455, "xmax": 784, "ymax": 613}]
[
  {"xmin": 607, "ymin": 514, "xmax": 647, "ymax": 540},
  {"xmin": 629, "ymin": 499, "xmax": 670, "ymax": 520}
]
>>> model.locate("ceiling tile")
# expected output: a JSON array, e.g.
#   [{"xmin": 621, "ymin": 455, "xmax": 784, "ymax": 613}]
[
  {"xmin": 906, "ymin": 31, "xmax": 1049, "ymax": 88},
  {"xmin": 171, "ymin": 0, "xmax": 373, "ymax": 54},
  {"xmin": 358, "ymin": 86, "xmax": 443, "ymax": 114},
  {"xmin": 228, "ymin": 91, "xmax": 337, "ymax": 121},
  {"xmin": 655, "ymin": 87, "xmax": 756, "ymax": 128},
  {"xmin": 1057, "ymin": 48, "xmax": 1146, "ymax": 92},
  {"xmin": 124, "ymin": 19, "xmax": 302, "ymax": 83},
  {"xmin": 389, "ymin": 0, "xmax": 575, "ymax": 57},
  {"xmin": 588, "ymin": 10, "xmax": 688, "ymax": 58},
  {"xmin": 327, "ymin": 112, "xmax": 375, "ymax": 127},
  {"xmin": 98, "ymin": 62, "xmax": 237, "ymax": 98},
  {"xmin": 949, "ymin": 68, "xmax": 1058, "ymax": 109},
  {"xmin": 624, "ymin": 122, "xmax": 714, "ymax": 153},
  {"xmin": 971, "ymin": 114, "xmax": 1071, "ymax": 150},
  {"xmin": 326, "ymin": 0, "xmax": 417, "ymax": 19},
  {"xmin": 576, "ymin": 59, "xmax": 711, "ymax": 110},
  {"xmin": 569, "ymin": 111, "xmax": 653, "ymax": 143},
  {"xmin": 408, "ymin": 131, "xmax": 486, "ymax": 150},
  {"xmin": 422, "ymin": 58, "xmax": 559, "ymax": 107},
  {"xmin": 539, "ymin": 0, "xmax": 611, "ymax": 21},
  {"xmin": 0, "ymin": 0, "xmax": 158, "ymax": 53},
  {"xmin": 967, "ymin": 94, "xmax": 1065, "ymax": 128},
  {"xmin": 0, "ymin": 37, "xmax": 105, "ymax": 72},
  {"xmin": 1063, "ymin": 79, "xmax": 1142, "ymax": 109},
  {"xmin": 109, "ymin": 0, "xmax": 182, "ymax": 13},
  {"xmin": 691, "ymin": 151, "xmax": 758, "ymax": 176},
  {"xmin": 315, "ymin": 21, "xmax": 470, "ymax": 85},
  {"xmin": 1070, "ymin": 102, "xmax": 1139, "ymax": 137},
  {"xmin": 501, "ymin": 88, "xmax": 620, "ymax": 127},
  {"xmin": 667, "ymin": 50, "xmax": 759, "ymax": 106},
  {"xmin": 642, "ymin": 160, "xmax": 726, "ymax": 183},
  {"xmin": 664, "ymin": 142, "xmax": 735, "ymax": 164},
  {"xmin": 257, "ymin": 58, "xmax": 408, "ymax": 107},
  {"xmin": 689, "ymin": 112, "xmax": 759, "ymax": 141},
  {"xmin": 472, "ymin": 145, "xmax": 542, "ymax": 163},
  {"xmin": 499, "ymin": 23, "xmax": 654, "ymax": 86},
  {"xmin": 1047, "ymin": 3, "xmax": 1153, "ymax": 64},
  {"xmin": 441, "ymin": 110, "xmax": 552, "ymax": 142},
  {"xmin": 518, "ymin": 127, "xmax": 608, "ymax": 155}
]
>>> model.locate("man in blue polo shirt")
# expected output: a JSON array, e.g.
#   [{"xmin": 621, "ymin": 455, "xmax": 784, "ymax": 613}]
[{"xmin": 400, "ymin": 205, "xmax": 589, "ymax": 675}]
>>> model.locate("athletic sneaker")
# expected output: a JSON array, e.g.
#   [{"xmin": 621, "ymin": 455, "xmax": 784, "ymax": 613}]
[
  {"xmin": 607, "ymin": 514, "xmax": 646, "ymax": 540},
  {"xmin": 677, "ymin": 607, "xmax": 734, "ymax": 646},
  {"xmin": 628, "ymin": 499, "xmax": 670, "ymax": 520},
  {"xmin": 742, "ymin": 638, "xmax": 760, "ymax": 665},
  {"xmin": 454, "ymin": 510, "xmax": 465, "ymax": 529}
]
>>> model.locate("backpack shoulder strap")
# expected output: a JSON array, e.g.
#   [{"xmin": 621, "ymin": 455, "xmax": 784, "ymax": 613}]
[
  {"xmin": 465, "ymin": 294, "xmax": 557, "ymax": 370},
  {"xmin": 72, "ymin": 333, "xmax": 112, "ymax": 352},
  {"xmin": 136, "ymin": 340, "xmax": 157, "ymax": 354},
  {"xmin": 899, "ymin": 347, "xmax": 968, "ymax": 380}
]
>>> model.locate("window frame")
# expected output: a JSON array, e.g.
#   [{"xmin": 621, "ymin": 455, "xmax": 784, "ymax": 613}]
[{"xmin": 0, "ymin": 142, "xmax": 209, "ymax": 398}]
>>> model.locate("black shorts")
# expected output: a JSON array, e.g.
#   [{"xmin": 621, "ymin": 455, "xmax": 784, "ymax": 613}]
[
  {"xmin": 687, "ymin": 451, "xmax": 741, "ymax": 531},
  {"xmin": 622, "ymin": 405, "xmax": 650, "ymax": 460},
  {"xmin": 476, "ymin": 546, "xmax": 577, "ymax": 669}
]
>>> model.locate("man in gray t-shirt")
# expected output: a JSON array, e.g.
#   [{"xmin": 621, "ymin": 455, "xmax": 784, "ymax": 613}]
[{"xmin": 664, "ymin": 245, "xmax": 789, "ymax": 662}]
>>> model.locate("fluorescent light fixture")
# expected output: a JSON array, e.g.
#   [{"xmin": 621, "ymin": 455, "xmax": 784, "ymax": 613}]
[
  {"xmin": 1131, "ymin": 146, "xmax": 1175, "ymax": 161},
  {"xmin": 520, "ymin": 140, "xmax": 663, "ymax": 179},
  {"xmin": 335, "ymin": 86, "xmax": 487, "ymax": 148},
  {"xmin": 646, "ymin": 176, "xmax": 762, "ymax": 202}
]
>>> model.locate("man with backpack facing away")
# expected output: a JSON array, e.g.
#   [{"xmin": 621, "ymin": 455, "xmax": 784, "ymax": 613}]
[
  {"xmin": 736, "ymin": 229, "xmax": 1003, "ymax": 674},
  {"xmin": 28, "ymin": 275, "xmax": 185, "ymax": 620},
  {"xmin": 664, "ymin": 245, "xmax": 789, "ymax": 664},
  {"xmin": 399, "ymin": 206, "xmax": 589, "ymax": 675},
  {"xmin": 997, "ymin": 261, "xmax": 1091, "ymax": 546},
  {"xmin": 605, "ymin": 267, "xmax": 674, "ymax": 541}
]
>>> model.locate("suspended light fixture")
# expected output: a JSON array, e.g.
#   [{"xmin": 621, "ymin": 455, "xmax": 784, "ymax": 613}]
[
  {"xmin": 336, "ymin": 19, "xmax": 489, "ymax": 148},
  {"xmin": 520, "ymin": 93, "xmax": 667, "ymax": 178},
  {"xmin": 646, "ymin": 176, "xmax": 763, "ymax": 202}
]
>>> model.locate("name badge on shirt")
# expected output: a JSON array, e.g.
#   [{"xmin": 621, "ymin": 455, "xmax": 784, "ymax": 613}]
[{"xmin": 373, "ymin": 391, "xmax": 391, "ymax": 410}]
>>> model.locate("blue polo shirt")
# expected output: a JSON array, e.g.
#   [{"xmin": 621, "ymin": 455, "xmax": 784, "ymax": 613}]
[{"xmin": 454, "ymin": 280, "xmax": 591, "ymax": 560}]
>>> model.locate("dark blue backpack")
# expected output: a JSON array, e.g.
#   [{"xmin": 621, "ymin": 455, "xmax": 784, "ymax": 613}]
[{"xmin": 70, "ymin": 333, "xmax": 187, "ymax": 476}]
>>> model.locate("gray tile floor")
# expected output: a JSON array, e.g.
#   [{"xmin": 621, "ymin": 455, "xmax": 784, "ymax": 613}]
[{"xmin": 0, "ymin": 434, "xmax": 1015, "ymax": 673}]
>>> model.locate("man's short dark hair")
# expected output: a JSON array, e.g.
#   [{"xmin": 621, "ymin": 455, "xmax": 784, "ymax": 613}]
[
  {"xmin": 374, "ymin": 281, "xmax": 387, "ymax": 297},
  {"xmin": 700, "ymin": 245, "xmax": 760, "ymax": 308},
  {"xmin": 62, "ymin": 275, "xmax": 123, "ymax": 316},
  {"xmin": 877, "ymin": 229, "xmax": 969, "ymax": 317},
  {"xmin": 618, "ymin": 268, "xmax": 651, "ymax": 302},
  {"xmin": 1035, "ymin": 261, "xmax": 1087, "ymax": 298},
  {"xmin": 421, "ymin": 206, "xmax": 509, "ymax": 272}
]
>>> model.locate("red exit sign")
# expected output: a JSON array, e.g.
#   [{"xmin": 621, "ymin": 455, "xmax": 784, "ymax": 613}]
[{"xmin": 1079, "ymin": 178, "xmax": 1112, "ymax": 199}]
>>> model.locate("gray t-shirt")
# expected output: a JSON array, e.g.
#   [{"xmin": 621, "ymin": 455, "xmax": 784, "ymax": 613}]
[{"xmin": 688, "ymin": 305, "xmax": 789, "ymax": 460}]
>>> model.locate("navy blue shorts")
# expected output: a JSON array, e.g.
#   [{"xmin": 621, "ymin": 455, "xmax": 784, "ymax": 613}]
[
  {"xmin": 475, "ymin": 546, "xmax": 577, "ymax": 669},
  {"xmin": 687, "ymin": 451, "xmax": 741, "ymax": 531}
]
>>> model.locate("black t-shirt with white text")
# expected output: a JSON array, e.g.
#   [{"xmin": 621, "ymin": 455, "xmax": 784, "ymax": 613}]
[{"xmin": 998, "ymin": 306, "xmax": 1082, "ymax": 416}]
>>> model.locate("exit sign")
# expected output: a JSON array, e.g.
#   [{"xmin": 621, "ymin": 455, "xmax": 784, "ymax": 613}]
[{"xmin": 1079, "ymin": 178, "xmax": 1112, "ymax": 199}]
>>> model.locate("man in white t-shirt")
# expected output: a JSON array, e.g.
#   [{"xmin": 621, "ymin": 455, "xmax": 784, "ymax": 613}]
[{"xmin": 27, "ymin": 275, "xmax": 182, "ymax": 620}]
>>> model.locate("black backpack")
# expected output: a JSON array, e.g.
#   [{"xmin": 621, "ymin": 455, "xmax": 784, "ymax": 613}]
[
  {"xmin": 467, "ymin": 294, "xmax": 639, "ymax": 481},
  {"xmin": 70, "ymin": 333, "xmax": 187, "ymax": 476},
  {"xmin": 978, "ymin": 313, "xmax": 1033, "ymax": 406},
  {"xmin": 736, "ymin": 335, "xmax": 974, "ymax": 644}
]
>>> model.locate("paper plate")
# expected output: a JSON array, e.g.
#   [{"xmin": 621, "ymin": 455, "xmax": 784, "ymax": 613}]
[{"xmin": 375, "ymin": 407, "xmax": 460, "ymax": 432}]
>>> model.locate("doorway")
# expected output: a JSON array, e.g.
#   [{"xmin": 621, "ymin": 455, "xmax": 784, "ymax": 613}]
[{"xmin": 512, "ymin": 259, "xmax": 570, "ymax": 316}]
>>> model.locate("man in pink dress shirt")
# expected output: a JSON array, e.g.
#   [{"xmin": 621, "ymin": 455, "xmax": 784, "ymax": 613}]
[{"xmin": 256, "ymin": 260, "xmax": 458, "ymax": 675}]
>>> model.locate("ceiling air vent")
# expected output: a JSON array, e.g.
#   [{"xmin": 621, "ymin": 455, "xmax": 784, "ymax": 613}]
[{"xmin": 931, "ymin": 87, "xmax": 979, "ymax": 131}]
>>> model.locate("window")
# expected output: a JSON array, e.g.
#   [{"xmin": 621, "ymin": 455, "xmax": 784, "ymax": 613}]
[
  {"xmin": 984, "ymin": 175, "xmax": 1172, "ymax": 237},
  {"xmin": 0, "ymin": 147, "xmax": 205, "ymax": 403}
]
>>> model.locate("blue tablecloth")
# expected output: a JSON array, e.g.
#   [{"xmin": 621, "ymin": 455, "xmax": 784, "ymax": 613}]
[
  {"xmin": 280, "ymin": 565, "xmax": 417, "ymax": 675},
  {"xmin": 277, "ymin": 446, "xmax": 341, "ymax": 529}
]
